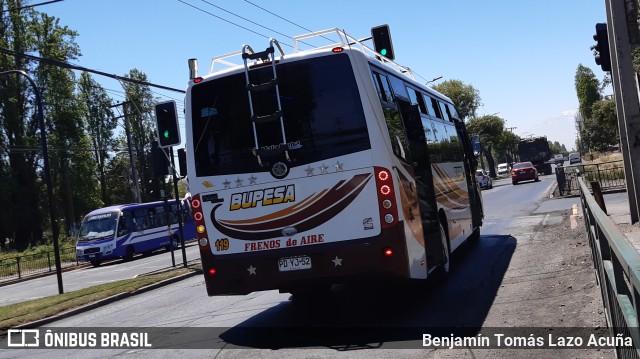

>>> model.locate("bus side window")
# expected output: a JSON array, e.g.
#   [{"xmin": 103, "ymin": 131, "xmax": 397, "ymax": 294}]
[
  {"xmin": 438, "ymin": 102, "xmax": 451, "ymax": 122},
  {"xmin": 422, "ymin": 94, "xmax": 437, "ymax": 118},
  {"xmin": 407, "ymin": 87, "xmax": 427, "ymax": 115},
  {"xmin": 133, "ymin": 209, "xmax": 146, "ymax": 231},
  {"xmin": 117, "ymin": 214, "xmax": 129, "ymax": 237},
  {"xmin": 447, "ymin": 103, "xmax": 460, "ymax": 120}
]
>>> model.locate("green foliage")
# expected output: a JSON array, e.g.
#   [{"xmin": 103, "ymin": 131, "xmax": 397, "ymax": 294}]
[
  {"xmin": 466, "ymin": 115, "xmax": 505, "ymax": 177},
  {"xmin": 493, "ymin": 130, "xmax": 520, "ymax": 164},
  {"xmin": 121, "ymin": 69, "xmax": 158, "ymax": 202},
  {"xmin": 581, "ymin": 99, "xmax": 619, "ymax": 152},
  {"xmin": 574, "ymin": 65, "xmax": 601, "ymax": 120},
  {"xmin": 549, "ymin": 141, "xmax": 568, "ymax": 155},
  {"xmin": 0, "ymin": 5, "xmax": 159, "ymax": 249},
  {"xmin": 432, "ymin": 79, "xmax": 481, "ymax": 120}
]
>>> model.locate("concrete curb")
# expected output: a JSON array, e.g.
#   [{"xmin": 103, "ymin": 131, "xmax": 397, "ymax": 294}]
[{"xmin": 13, "ymin": 269, "xmax": 202, "ymax": 329}]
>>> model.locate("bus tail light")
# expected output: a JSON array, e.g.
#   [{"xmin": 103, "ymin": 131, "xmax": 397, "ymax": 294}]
[
  {"xmin": 191, "ymin": 194, "xmax": 210, "ymax": 252},
  {"xmin": 374, "ymin": 166, "xmax": 398, "ymax": 229}
]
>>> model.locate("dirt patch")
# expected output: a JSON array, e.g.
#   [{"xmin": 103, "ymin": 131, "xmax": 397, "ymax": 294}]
[{"xmin": 431, "ymin": 212, "xmax": 615, "ymax": 358}]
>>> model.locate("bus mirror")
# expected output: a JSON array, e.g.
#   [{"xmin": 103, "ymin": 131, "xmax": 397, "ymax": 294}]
[{"xmin": 471, "ymin": 135, "xmax": 481, "ymax": 157}]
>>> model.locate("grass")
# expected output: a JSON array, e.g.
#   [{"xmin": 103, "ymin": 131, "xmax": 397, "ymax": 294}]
[
  {"xmin": 0, "ymin": 265, "xmax": 200, "ymax": 331},
  {"xmin": 0, "ymin": 237, "xmax": 77, "ymax": 261}
]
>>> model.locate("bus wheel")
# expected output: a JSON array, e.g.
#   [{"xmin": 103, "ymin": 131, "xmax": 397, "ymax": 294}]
[
  {"xmin": 289, "ymin": 284, "xmax": 331, "ymax": 303},
  {"xmin": 437, "ymin": 221, "xmax": 451, "ymax": 278},
  {"xmin": 90, "ymin": 260, "xmax": 101, "ymax": 267},
  {"xmin": 124, "ymin": 246, "xmax": 135, "ymax": 262},
  {"xmin": 165, "ymin": 236, "xmax": 179, "ymax": 251},
  {"xmin": 469, "ymin": 227, "xmax": 481, "ymax": 244}
]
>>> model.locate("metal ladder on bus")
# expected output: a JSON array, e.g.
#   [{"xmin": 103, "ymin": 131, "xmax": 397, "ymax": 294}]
[{"xmin": 242, "ymin": 39, "xmax": 289, "ymax": 166}]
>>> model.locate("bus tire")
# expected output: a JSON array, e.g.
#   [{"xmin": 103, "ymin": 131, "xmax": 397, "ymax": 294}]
[
  {"xmin": 124, "ymin": 246, "xmax": 135, "ymax": 262},
  {"xmin": 435, "ymin": 220, "xmax": 451, "ymax": 281},
  {"xmin": 468, "ymin": 227, "xmax": 481, "ymax": 245},
  {"xmin": 90, "ymin": 260, "xmax": 101, "ymax": 267},
  {"xmin": 165, "ymin": 236, "xmax": 179, "ymax": 251},
  {"xmin": 288, "ymin": 284, "xmax": 331, "ymax": 303}
]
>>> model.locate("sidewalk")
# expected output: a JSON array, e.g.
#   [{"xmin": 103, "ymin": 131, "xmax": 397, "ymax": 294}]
[{"xmin": 598, "ymin": 191, "xmax": 640, "ymax": 250}]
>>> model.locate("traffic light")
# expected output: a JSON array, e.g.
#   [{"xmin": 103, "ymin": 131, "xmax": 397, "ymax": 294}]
[
  {"xmin": 155, "ymin": 101, "xmax": 180, "ymax": 148},
  {"xmin": 593, "ymin": 23, "xmax": 611, "ymax": 72},
  {"xmin": 177, "ymin": 148, "xmax": 187, "ymax": 178},
  {"xmin": 152, "ymin": 141, "xmax": 169, "ymax": 178},
  {"xmin": 371, "ymin": 25, "xmax": 395, "ymax": 60}
]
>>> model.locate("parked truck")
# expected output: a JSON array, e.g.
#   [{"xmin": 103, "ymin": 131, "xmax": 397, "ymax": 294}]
[{"xmin": 517, "ymin": 136, "xmax": 552, "ymax": 175}]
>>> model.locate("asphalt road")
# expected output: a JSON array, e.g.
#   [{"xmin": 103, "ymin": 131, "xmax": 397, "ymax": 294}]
[{"xmin": 0, "ymin": 174, "xmax": 614, "ymax": 358}]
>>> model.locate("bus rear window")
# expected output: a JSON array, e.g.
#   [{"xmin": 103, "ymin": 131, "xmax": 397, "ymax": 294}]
[{"xmin": 190, "ymin": 54, "xmax": 370, "ymax": 177}]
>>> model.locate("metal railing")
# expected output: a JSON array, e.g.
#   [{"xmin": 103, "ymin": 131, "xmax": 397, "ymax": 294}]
[
  {"xmin": 0, "ymin": 246, "xmax": 78, "ymax": 282},
  {"xmin": 557, "ymin": 160, "xmax": 625, "ymax": 196},
  {"xmin": 580, "ymin": 177, "xmax": 640, "ymax": 358}
]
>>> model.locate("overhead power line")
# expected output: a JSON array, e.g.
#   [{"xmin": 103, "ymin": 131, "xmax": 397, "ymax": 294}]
[
  {"xmin": 196, "ymin": 0, "xmax": 314, "ymax": 48},
  {"xmin": 2, "ymin": 0, "xmax": 64, "ymax": 13},
  {"xmin": 243, "ymin": 0, "xmax": 334, "ymax": 44},
  {"xmin": 177, "ymin": 0, "xmax": 293, "ymax": 48},
  {"xmin": 0, "ymin": 47, "xmax": 185, "ymax": 93}
]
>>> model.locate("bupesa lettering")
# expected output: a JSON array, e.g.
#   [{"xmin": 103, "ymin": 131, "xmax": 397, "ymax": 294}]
[{"xmin": 230, "ymin": 185, "xmax": 295, "ymax": 211}]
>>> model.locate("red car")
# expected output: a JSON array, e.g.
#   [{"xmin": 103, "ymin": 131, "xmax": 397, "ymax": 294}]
[{"xmin": 511, "ymin": 161, "xmax": 539, "ymax": 185}]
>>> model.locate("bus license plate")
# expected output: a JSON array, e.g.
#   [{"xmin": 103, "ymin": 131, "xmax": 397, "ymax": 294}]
[{"xmin": 278, "ymin": 256, "xmax": 311, "ymax": 272}]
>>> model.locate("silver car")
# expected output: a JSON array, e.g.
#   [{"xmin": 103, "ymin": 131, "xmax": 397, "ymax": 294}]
[{"xmin": 476, "ymin": 169, "xmax": 493, "ymax": 189}]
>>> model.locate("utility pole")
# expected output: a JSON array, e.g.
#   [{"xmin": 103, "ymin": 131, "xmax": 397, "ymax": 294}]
[
  {"xmin": 110, "ymin": 101, "xmax": 142, "ymax": 203},
  {"xmin": 604, "ymin": 0, "xmax": 640, "ymax": 224}
]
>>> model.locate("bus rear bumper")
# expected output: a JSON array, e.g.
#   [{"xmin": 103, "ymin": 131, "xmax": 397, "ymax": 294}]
[{"xmin": 200, "ymin": 225, "xmax": 410, "ymax": 296}]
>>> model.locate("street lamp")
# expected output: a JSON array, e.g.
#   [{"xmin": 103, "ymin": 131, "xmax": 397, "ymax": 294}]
[
  {"xmin": 0, "ymin": 70, "xmax": 63, "ymax": 294},
  {"xmin": 425, "ymin": 76, "xmax": 443, "ymax": 86}
]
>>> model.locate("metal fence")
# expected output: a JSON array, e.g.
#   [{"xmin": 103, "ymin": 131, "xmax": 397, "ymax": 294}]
[
  {"xmin": 556, "ymin": 160, "xmax": 625, "ymax": 196},
  {"xmin": 579, "ymin": 177, "xmax": 640, "ymax": 358},
  {"xmin": 0, "ymin": 246, "xmax": 78, "ymax": 282}
]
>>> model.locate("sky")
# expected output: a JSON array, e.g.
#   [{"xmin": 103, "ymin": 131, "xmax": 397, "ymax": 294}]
[{"xmin": 38, "ymin": 0, "xmax": 609, "ymax": 151}]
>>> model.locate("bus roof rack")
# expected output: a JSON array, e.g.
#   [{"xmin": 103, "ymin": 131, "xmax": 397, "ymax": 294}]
[{"xmin": 208, "ymin": 28, "xmax": 415, "ymax": 80}]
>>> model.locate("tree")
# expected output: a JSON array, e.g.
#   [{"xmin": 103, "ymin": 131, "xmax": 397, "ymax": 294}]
[
  {"xmin": 583, "ymin": 99, "xmax": 619, "ymax": 152},
  {"xmin": 34, "ymin": 12, "xmax": 101, "ymax": 237},
  {"xmin": 494, "ymin": 130, "xmax": 520, "ymax": 165},
  {"xmin": 78, "ymin": 72, "xmax": 117, "ymax": 205},
  {"xmin": 574, "ymin": 65, "xmax": 601, "ymax": 123},
  {"xmin": 465, "ymin": 115, "xmax": 505, "ymax": 178},
  {"xmin": 121, "ymin": 69, "xmax": 157, "ymax": 202},
  {"xmin": 432, "ymin": 79, "xmax": 481, "ymax": 120},
  {"xmin": 0, "ymin": 0, "xmax": 42, "ymax": 249}
]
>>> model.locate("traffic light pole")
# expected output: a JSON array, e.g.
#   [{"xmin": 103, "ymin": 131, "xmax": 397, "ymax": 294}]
[
  {"xmin": 604, "ymin": 0, "xmax": 640, "ymax": 224},
  {"xmin": 169, "ymin": 147, "xmax": 188, "ymax": 268}
]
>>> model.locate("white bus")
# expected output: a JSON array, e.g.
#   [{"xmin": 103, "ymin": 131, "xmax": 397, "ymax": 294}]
[{"xmin": 184, "ymin": 28, "xmax": 483, "ymax": 296}]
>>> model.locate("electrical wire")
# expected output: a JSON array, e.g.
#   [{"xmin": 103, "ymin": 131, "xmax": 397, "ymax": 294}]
[
  {"xmin": 243, "ymin": 0, "xmax": 335, "ymax": 44},
  {"xmin": 176, "ymin": 0, "xmax": 293, "ymax": 48},
  {"xmin": 196, "ymin": 0, "xmax": 315, "ymax": 48}
]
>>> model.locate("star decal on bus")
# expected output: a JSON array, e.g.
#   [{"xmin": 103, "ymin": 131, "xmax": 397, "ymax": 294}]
[
  {"xmin": 332, "ymin": 256, "xmax": 343, "ymax": 266},
  {"xmin": 247, "ymin": 265, "xmax": 257, "ymax": 275},
  {"xmin": 305, "ymin": 165, "xmax": 315, "ymax": 176}
]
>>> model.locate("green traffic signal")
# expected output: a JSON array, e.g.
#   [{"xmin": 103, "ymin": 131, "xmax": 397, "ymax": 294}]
[
  {"xmin": 381, "ymin": 49, "xmax": 387, "ymax": 56},
  {"xmin": 155, "ymin": 101, "xmax": 180, "ymax": 147}
]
